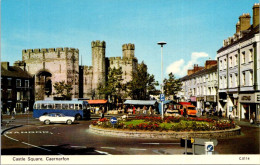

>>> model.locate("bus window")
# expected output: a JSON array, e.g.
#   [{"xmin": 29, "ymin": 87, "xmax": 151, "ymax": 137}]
[
  {"xmin": 79, "ymin": 104, "xmax": 82, "ymax": 110},
  {"xmin": 41, "ymin": 104, "xmax": 47, "ymax": 109},
  {"xmin": 47, "ymin": 104, "xmax": 53, "ymax": 109},
  {"xmin": 69, "ymin": 104, "xmax": 74, "ymax": 109},
  {"xmin": 55, "ymin": 104, "xmax": 61, "ymax": 109},
  {"xmin": 75, "ymin": 104, "xmax": 79, "ymax": 110},
  {"xmin": 62, "ymin": 104, "xmax": 68, "ymax": 110}
]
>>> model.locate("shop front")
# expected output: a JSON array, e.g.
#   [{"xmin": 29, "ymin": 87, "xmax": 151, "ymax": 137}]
[
  {"xmin": 239, "ymin": 93, "xmax": 260, "ymax": 123},
  {"xmin": 196, "ymin": 97, "xmax": 204, "ymax": 109},
  {"xmin": 190, "ymin": 96, "xmax": 197, "ymax": 107}
]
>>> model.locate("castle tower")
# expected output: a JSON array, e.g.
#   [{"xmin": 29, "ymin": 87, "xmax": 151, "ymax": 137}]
[
  {"xmin": 91, "ymin": 40, "xmax": 106, "ymax": 97},
  {"xmin": 122, "ymin": 43, "xmax": 135, "ymax": 59}
]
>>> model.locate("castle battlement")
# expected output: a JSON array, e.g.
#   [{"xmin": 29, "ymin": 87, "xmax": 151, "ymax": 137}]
[
  {"xmin": 122, "ymin": 43, "xmax": 135, "ymax": 51},
  {"xmin": 109, "ymin": 57, "xmax": 122, "ymax": 61},
  {"xmin": 91, "ymin": 40, "xmax": 106, "ymax": 48},
  {"xmin": 83, "ymin": 66, "xmax": 93, "ymax": 71},
  {"xmin": 22, "ymin": 47, "xmax": 79, "ymax": 54},
  {"xmin": 239, "ymin": 13, "xmax": 251, "ymax": 18}
]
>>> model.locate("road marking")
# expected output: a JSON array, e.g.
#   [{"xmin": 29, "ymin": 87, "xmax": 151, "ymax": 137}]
[
  {"xmin": 21, "ymin": 142, "xmax": 52, "ymax": 152},
  {"xmin": 42, "ymin": 145, "xmax": 57, "ymax": 147},
  {"xmin": 100, "ymin": 147, "xmax": 116, "ymax": 150},
  {"xmin": 141, "ymin": 143, "xmax": 180, "ymax": 145},
  {"xmin": 130, "ymin": 148, "xmax": 147, "ymax": 151},
  {"xmin": 95, "ymin": 150, "xmax": 111, "ymax": 155},
  {"xmin": 4, "ymin": 134, "xmax": 19, "ymax": 142},
  {"xmin": 71, "ymin": 146, "xmax": 86, "ymax": 148}
]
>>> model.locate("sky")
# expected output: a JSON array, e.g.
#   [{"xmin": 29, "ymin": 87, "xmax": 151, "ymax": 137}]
[{"xmin": 1, "ymin": 0, "xmax": 259, "ymax": 84}]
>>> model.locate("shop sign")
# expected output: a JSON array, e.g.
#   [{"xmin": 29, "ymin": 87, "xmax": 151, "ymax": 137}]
[
  {"xmin": 206, "ymin": 96, "xmax": 215, "ymax": 102},
  {"xmin": 196, "ymin": 97, "xmax": 204, "ymax": 101},
  {"xmin": 239, "ymin": 93, "xmax": 259, "ymax": 103},
  {"xmin": 190, "ymin": 96, "xmax": 196, "ymax": 102}
]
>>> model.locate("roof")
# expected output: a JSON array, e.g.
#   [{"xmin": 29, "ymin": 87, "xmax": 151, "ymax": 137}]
[
  {"xmin": 124, "ymin": 100, "xmax": 157, "ymax": 106},
  {"xmin": 161, "ymin": 100, "xmax": 179, "ymax": 104},
  {"xmin": 217, "ymin": 24, "xmax": 259, "ymax": 53},
  {"xmin": 1, "ymin": 65, "xmax": 32, "ymax": 78},
  {"xmin": 179, "ymin": 65, "xmax": 217, "ymax": 81},
  {"xmin": 34, "ymin": 100, "xmax": 88, "ymax": 104},
  {"xmin": 87, "ymin": 100, "xmax": 108, "ymax": 104}
]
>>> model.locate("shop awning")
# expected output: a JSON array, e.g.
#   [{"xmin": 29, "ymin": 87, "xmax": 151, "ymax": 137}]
[
  {"xmin": 87, "ymin": 100, "xmax": 108, "ymax": 104},
  {"xmin": 124, "ymin": 100, "xmax": 157, "ymax": 106}
]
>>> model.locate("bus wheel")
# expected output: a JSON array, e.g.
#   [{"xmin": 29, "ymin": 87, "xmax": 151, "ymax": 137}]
[
  {"xmin": 75, "ymin": 114, "xmax": 82, "ymax": 120},
  {"xmin": 44, "ymin": 120, "xmax": 50, "ymax": 125},
  {"xmin": 67, "ymin": 120, "xmax": 72, "ymax": 125}
]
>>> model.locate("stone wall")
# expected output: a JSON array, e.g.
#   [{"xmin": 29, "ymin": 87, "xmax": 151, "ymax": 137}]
[
  {"xmin": 22, "ymin": 47, "xmax": 79, "ymax": 100},
  {"xmin": 89, "ymin": 125, "xmax": 241, "ymax": 139}
]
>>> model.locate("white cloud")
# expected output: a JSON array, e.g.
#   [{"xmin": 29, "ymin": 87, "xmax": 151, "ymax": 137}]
[{"xmin": 166, "ymin": 52, "xmax": 209, "ymax": 77}]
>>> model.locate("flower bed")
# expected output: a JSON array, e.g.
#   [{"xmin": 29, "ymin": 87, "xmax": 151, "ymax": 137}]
[{"xmin": 91, "ymin": 116, "xmax": 236, "ymax": 132}]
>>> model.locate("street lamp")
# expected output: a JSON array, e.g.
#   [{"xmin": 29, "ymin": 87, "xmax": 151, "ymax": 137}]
[{"xmin": 157, "ymin": 41, "xmax": 167, "ymax": 119}]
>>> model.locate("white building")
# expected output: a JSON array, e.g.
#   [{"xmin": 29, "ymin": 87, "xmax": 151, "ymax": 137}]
[
  {"xmin": 179, "ymin": 61, "xmax": 218, "ymax": 110},
  {"xmin": 217, "ymin": 3, "xmax": 260, "ymax": 122}
]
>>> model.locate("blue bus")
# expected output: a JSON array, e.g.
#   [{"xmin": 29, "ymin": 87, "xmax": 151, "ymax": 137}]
[{"xmin": 33, "ymin": 100, "xmax": 90, "ymax": 120}]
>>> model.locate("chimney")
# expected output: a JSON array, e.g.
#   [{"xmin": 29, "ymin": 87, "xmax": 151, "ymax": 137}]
[
  {"xmin": 1, "ymin": 62, "xmax": 9, "ymax": 70},
  {"xmin": 236, "ymin": 21, "xmax": 241, "ymax": 33},
  {"xmin": 239, "ymin": 13, "xmax": 251, "ymax": 31},
  {"xmin": 253, "ymin": 3, "xmax": 259, "ymax": 28}
]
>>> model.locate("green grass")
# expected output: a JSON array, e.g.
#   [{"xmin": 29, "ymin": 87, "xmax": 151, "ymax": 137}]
[{"xmin": 123, "ymin": 120, "xmax": 148, "ymax": 126}]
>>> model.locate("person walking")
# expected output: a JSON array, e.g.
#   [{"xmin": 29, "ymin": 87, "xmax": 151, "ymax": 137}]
[
  {"xmin": 11, "ymin": 110, "xmax": 15, "ymax": 120},
  {"xmin": 219, "ymin": 108, "xmax": 222, "ymax": 118}
]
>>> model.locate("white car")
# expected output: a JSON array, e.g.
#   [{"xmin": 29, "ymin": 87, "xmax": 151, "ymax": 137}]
[{"xmin": 39, "ymin": 113, "xmax": 75, "ymax": 125}]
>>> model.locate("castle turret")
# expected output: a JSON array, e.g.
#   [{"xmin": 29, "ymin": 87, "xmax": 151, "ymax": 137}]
[
  {"xmin": 122, "ymin": 43, "xmax": 135, "ymax": 59},
  {"xmin": 91, "ymin": 40, "xmax": 106, "ymax": 96}
]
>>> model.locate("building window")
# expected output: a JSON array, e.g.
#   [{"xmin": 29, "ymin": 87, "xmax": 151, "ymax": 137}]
[
  {"xmin": 17, "ymin": 91, "xmax": 21, "ymax": 100},
  {"xmin": 25, "ymin": 80, "xmax": 29, "ymax": 88},
  {"xmin": 249, "ymin": 49, "xmax": 253, "ymax": 62},
  {"xmin": 242, "ymin": 51, "xmax": 245, "ymax": 63},
  {"xmin": 250, "ymin": 71, "xmax": 253, "ymax": 86},
  {"xmin": 220, "ymin": 60, "xmax": 222, "ymax": 70},
  {"xmin": 235, "ymin": 74, "xmax": 238, "ymax": 87},
  {"xmin": 16, "ymin": 79, "xmax": 21, "ymax": 87},
  {"xmin": 229, "ymin": 56, "xmax": 232, "ymax": 67},
  {"xmin": 223, "ymin": 76, "xmax": 227, "ymax": 88},
  {"xmin": 242, "ymin": 72, "xmax": 246, "ymax": 86},
  {"xmin": 7, "ymin": 89, "xmax": 12, "ymax": 99},
  {"xmin": 229, "ymin": 74, "xmax": 233, "ymax": 88},
  {"xmin": 235, "ymin": 54, "xmax": 238, "ymax": 65},
  {"xmin": 220, "ymin": 76, "xmax": 222, "ymax": 88},
  {"xmin": 224, "ymin": 58, "xmax": 227, "ymax": 68},
  {"xmin": 8, "ymin": 78, "xmax": 12, "ymax": 86}
]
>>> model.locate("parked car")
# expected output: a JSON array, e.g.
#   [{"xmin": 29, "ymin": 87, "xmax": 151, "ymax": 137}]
[{"xmin": 39, "ymin": 113, "xmax": 75, "ymax": 125}]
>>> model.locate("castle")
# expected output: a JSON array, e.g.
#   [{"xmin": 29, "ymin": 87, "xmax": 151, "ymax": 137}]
[{"xmin": 16, "ymin": 40, "xmax": 141, "ymax": 100}]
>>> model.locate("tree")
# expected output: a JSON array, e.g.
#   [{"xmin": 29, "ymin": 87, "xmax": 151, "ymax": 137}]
[
  {"xmin": 97, "ymin": 67, "xmax": 124, "ymax": 104},
  {"xmin": 127, "ymin": 62, "xmax": 159, "ymax": 100},
  {"xmin": 53, "ymin": 81, "xmax": 73, "ymax": 100},
  {"xmin": 163, "ymin": 72, "xmax": 182, "ymax": 98}
]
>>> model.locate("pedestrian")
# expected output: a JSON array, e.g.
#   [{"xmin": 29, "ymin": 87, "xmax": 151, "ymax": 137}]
[
  {"xmin": 24, "ymin": 107, "xmax": 27, "ymax": 114},
  {"xmin": 7, "ymin": 107, "xmax": 10, "ymax": 115},
  {"xmin": 11, "ymin": 110, "xmax": 15, "ymax": 120},
  {"xmin": 149, "ymin": 106, "xmax": 153, "ymax": 116},
  {"xmin": 133, "ymin": 106, "xmax": 136, "ymax": 115},
  {"xmin": 219, "ymin": 108, "xmax": 222, "ymax": 118},
  {"xmin": 251, "ymin": 112, "xmax": 255, "ymax": 124},
  {"xmin": 143, "ymin": 106, "xmax": 147, "ymax": 115},
  {"xmin": 137, "ymin": 107, "xmax": 140, "ymax": 115}
]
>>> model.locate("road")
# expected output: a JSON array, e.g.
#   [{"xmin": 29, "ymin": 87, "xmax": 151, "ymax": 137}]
[{"xmin": 1, "ymin": 115, "xmax": 259, "ymax": 155}]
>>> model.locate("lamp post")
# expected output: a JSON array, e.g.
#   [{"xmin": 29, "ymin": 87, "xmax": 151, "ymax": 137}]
[{"xmin": 157, "ymin": 41, "xmax": 167, "ymax": 119}]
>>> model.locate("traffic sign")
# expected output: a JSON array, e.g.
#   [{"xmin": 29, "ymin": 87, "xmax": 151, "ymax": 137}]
[
  {"xmin": 160, "ymin": 94, "xmax": 165, "ymax": 101},
  {"xmin": 110, "ymin": 117, "xmax": 117, "ymax": 125},
  {"xmin": 205, "ymin": 142, "xmax": 214, "ymax": 152}
]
